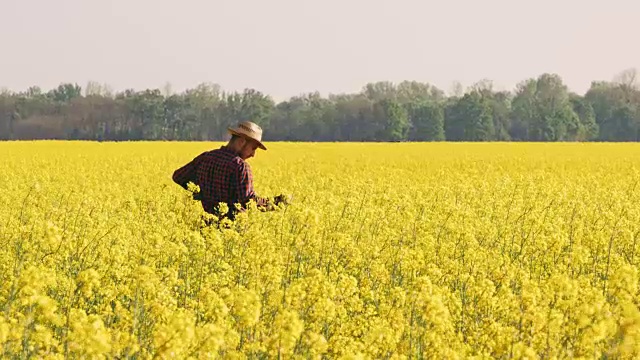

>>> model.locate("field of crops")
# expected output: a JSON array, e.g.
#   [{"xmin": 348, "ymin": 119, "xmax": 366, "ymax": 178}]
[{"xmin": 1, "ymin": 141, "xmax": 640, "ymax": 359}]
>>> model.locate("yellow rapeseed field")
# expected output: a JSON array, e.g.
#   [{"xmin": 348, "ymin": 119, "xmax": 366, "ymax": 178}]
[{"xmin": 1, "ymin": 141, "xmax": 640, "ymax": 359}]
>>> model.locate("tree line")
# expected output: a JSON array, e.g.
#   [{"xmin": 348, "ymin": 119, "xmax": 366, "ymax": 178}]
[{"xmin": 1, "ymin": 69, "xmax": 639, "ymax": 142}]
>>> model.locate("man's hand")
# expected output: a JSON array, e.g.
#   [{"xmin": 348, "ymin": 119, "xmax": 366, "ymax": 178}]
[{"xmin": 274, "ymin": 194, "xmax": 292, "ymax": 206}]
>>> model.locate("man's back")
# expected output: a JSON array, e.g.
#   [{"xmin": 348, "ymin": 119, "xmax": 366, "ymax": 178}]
[{"xmin": 173, "ymin": 146, "xmax": 260, "ymax": 217}]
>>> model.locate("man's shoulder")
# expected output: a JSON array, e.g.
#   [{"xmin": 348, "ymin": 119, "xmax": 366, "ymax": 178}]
[{"xmin": 202, "ymin": 147, "xmax": 246, "ymax": 168}]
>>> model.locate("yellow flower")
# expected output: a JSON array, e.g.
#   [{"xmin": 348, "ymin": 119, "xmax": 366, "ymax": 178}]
[{"xmin": 2, "ymin": 141, "xmax": 640, "ymax": 358}]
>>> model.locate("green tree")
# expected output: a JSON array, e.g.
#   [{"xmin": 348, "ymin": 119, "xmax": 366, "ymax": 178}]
[
  {"xmin": 407, "ymin": 101, "xmax": 445, "ymax": 141},
  {"xmin": 445, "ymin": 91, "xmax": 494, "ymax": 141},
  {"xmin": 569, "ymin": 94, "xmax": 599, "ymax": 141},
  {"xmin": 126, "ymin": 89, "xmax": 164, "ymax": 139},
  {"xmin": 48, "ymin": 83, "xmax": 82, "ymax": 102},
  {"xmin": 584, "ymin": 69, "xmax": 640, "ymax": 141},
  {"xmin": 512, "ymin": 74, "xmax": 578, "ymax": 141},
  {"xmin": 488, "ymin": 91, "xmax": 512, "ymax": 141},
  {"xmin": 373, "ymin": 99, "xmax": 410, "ymax": 141},
  {"xmin": 330, "ymin": 94, "xmax": 375, "ymax": 141},
  {"xmin": 362, "ymin": 81, "xmax": 397, "ymax": 102},
  {"xmin": 2, "ymin": 70, "xmax": 640, "ymax": 142},
  {"xmin": 219, "ymin": 89, "xmax": 274, "ymax": 136},
  {"xmin": 184, "ymin": 83, "xmax": 222, "ymax": 140},
  {"xmin": 0, "ymin": 93, "xmax": 18, "ymax": 140},
  {"xmin": 610, "ymin": 105, "xmax": 639, "ymax": 141},
  {"xmin": 396, "ymin": 81, "xmax": 445, "ymax": 104}
]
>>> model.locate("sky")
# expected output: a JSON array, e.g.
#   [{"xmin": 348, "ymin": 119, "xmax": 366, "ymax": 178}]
[{"xmin": 1, "ymin": 0, "xmax": 639, "ymax": 101}]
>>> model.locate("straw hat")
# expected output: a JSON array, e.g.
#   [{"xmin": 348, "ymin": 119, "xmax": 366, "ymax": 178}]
[{"xmin": 227, "ymin": 121, "xmax": 267, "ymax": 150}]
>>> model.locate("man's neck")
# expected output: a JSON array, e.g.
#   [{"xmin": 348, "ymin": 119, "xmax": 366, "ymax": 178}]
[{"xmin": 222, "ymin": 144, "xmax": 241, "ymax": 155}]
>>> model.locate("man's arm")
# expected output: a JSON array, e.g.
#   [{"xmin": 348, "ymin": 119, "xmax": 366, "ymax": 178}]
[
  {"xmin": 172, "ymin": 154, "xmax": 201, "ymax": 190},
  {"xmin": 235, "ymin": 162, "xmax": 270, "ymax": 209}
]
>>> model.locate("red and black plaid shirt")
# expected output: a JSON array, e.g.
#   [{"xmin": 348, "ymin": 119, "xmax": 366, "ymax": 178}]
[{"xmin": 172, "ymin": 146, "xmax": 268, "ymax": 216}]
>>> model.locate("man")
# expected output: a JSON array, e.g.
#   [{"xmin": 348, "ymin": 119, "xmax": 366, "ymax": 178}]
[{"xmin": 172, "ymin": 120, "xmax": 288, "ymax": 220}]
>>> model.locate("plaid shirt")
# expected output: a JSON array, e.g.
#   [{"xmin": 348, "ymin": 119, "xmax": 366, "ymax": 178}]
[{"xmin": 172, "ymin": 146, "xmax": 268, "ymax": 216}]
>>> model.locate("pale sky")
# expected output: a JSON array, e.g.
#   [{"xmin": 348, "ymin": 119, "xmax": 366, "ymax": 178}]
[{"xmin": 1, "ymin": 0, "xmax": 638, "ymax": 100}]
